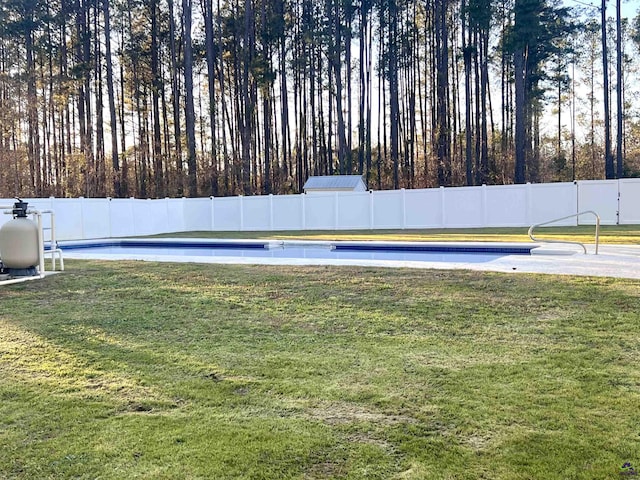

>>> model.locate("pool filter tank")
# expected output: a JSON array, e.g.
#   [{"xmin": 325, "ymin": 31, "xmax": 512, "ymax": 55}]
[{"xmin": 0, "ymin": 200, "xmax": 40, "ymax": 277}]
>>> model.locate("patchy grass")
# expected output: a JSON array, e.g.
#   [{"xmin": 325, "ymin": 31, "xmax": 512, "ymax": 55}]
[
  {"xmin": 150, "ymin": 224, "xmax": 640, "ymax": 245},
  {"xmin": 1, "ymin": 261, "xmax": 640, "ymax": 479}
]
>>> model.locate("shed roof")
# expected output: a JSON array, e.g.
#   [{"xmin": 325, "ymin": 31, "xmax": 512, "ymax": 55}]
[{"xmin": 303, "ymin": 175, "xmax": 367, "ymax": 191}]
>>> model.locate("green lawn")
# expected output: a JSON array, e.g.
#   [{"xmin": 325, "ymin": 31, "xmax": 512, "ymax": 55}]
[
  {"xmin": 151, "ymin": 224, "xmax": 640, "ymax": 245},
  {"xmin": 2, "ymin": 260, "xmax": 640, "ymax": 479}
]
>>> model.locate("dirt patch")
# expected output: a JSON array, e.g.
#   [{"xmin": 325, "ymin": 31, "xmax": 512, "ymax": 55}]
[{"xmin": 306, "ymin": 401, "xmax": 418, "ymax": 427}]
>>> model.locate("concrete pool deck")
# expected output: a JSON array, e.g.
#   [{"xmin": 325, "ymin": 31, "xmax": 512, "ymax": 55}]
[
  {"xmin": 56, "ymin": 240, "xmax": 640, "ymax": 280},
  {"xmin": 461, "ymin": 244, "xmax": 640, "ymax": 279}
]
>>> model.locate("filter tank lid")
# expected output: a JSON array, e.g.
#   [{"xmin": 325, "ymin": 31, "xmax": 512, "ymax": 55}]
[{"xmin": 12, "ymin": 199, "xmax": 28, "ymax": 218}]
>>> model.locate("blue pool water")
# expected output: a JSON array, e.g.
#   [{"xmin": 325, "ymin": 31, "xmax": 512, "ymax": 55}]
[{"xmin": 58, "ymin": 240, "xmax": 535, "ymax": 264}]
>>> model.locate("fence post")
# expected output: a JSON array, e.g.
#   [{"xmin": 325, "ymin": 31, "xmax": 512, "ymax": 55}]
[
  {"xmin": 481, "ymin": 184, "xmax": 488, "ymax": 227},
  {"xmin": 269, "ymin": 194, "xmax": 274, "ymax": 231},
  {"xmin": 369, "ymin": 191, "xmax": 374, "ymax": 229},
  {"xmin": 401, "ymin": 189, "xmax": 406, "ymax": 229},
  {"xmin": 45, "ymin": 196, "xmax": 55, "ymax": 241},
  {"xmin": 525, "ymin": 183, "xmax": 532, "ymax": 226},
  {"xmin": 164, "ymin": 197, "xmax": 170, "ymax": 234},
  {"xmin": 440, "ymin": 186, "xmax": 446, "ymax": 227},
  {"xmin": 107, "ymin": 197, "xmax": 113, "ymax": 238},
  {"xmin": 49, "ymin": 196, "xmax": 58, "ymax": 240},
  {"xmin": 616, "ymin": 179, "xmax": 621, "ymax": 225},
  {"xmin": 79, "ymin": 197, "xmax": 86, "ymax": 240},
  {"xmin": 128, "ymin": 198, "xmax": 135, "ymax": 236},
  {"xmin": 209, "ymin": 196, "xmax": 215, "ymax": 231}
]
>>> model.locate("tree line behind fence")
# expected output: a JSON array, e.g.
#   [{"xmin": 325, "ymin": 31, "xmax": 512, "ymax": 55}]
[{"xmin": 1, "ymin": 0, "xmax": 639, "ymax": 200}]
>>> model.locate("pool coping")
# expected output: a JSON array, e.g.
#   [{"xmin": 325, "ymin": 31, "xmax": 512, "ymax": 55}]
[{"xmin": 57, "ymin": 238, "xmax": 540, "ymax": 255}]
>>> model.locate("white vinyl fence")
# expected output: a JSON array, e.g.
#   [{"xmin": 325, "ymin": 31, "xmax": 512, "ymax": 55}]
[{"xmin": 1, "ymin": 179, "xmax": 639, "ymax": 241}]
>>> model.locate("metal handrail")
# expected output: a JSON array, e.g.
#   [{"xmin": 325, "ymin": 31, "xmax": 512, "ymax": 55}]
[{"xmin": 528, "ymin": 210, "xmax": 600, "ymax": 255}]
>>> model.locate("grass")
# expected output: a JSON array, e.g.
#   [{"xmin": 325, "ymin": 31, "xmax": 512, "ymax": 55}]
[
  {"xmin": 150, "ymin": 224, "xmax": 640, "ymax": 245},
  {"xmin": 2, "ymin": 260, "xmax": 640, "ymax": 479}
]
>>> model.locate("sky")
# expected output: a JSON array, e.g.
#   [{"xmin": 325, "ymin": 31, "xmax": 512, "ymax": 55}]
[
  {"xmin": 546, "ymin": 0, "xmax": 640, "ymax": 143},
  {"xmin": 562, "ymin": 0, "xmax": 638, "ymax": 20}
]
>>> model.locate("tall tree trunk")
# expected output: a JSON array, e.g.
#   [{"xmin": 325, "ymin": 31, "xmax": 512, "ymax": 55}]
[
  {"xmin": 602, "ymin": 0, "xmax": 614, "ymax": 179},
  {"xmin": 331, "ymin": 0, "xmax": 348, "ymax": 175},
  {"xmin": 435, "ymin": 0, "xmax": 450, "ymax": 186},
  {"xmin": 94, "ymin": 6, "xmax": 106, "ymax": 197},
  {"xmin": 345, "ymin": 5, "xmax": 353, "ymax": 174},
  {"xmin": 203, "ymin": 0, "xmax": 219, "ymax": 195},
  {"xmin": 241, "ymin": 0, "xmax": 254, "ymax": 194},
  {"xmin": 127, "ymin": 0, "xmax": 146, "ymax": 197},
  {"xmin": 358, "ymin": 0, "xmax": 367, "ymax": 176},
  {"xmin": 389, "ymin": 0, "xmax": 400, "ymax": 188},
  {"xmin": 25, "ymin": 11, "xmax": 41, "ymax": 195},
  {"xmin": 365, "ymin": 10, "xmax": 372, "ymax": 185},
  {"xmin": 151, "ymin": 0, "xmax": 164, "ymax": 197},
  {"xmin": 615, "ymin": 0, "xmax": 623, "ymax": 177},
  {"xmin": 479, "ymin": 28, "xmax": 489, "ymax": 184},
  {"xmin": 103, "ymin": 0, "xmax": 121, "ymax": 196},
  {"xmin": 570, "ymin": 54, "xmax": 576, "ymax": 179},
  {"xmin": 514, "ymin": 45, "xmax": 526, "ymax": 184},
  {"xmin": 462, "ymin": 0, "xmax": 473, "ymax": 185},
  {"xmin": 118, "ymin": 25, "xmax": 129, "ymax": 196},
  {"xmin": 168, "ymin": 0, "xmax": 184, "ymax": 195},
  {"xmin": 276, "ymin": 0, "xmax": 290, "ymax": 184},
  {"xmin": 590, "ymin": 40, "xmax": 596, "ymax": 177},
  {"xmin": 183, "ymin": 0, "xmax": 198, "ymax": 196},
  {"xmin": 216, "ymin": 0, "xmax": 231, "ymax": 194},
  {"xmin": 83, "ymin": 0, "xmax": 95, "ymax": 196},
  {"xmin": 75, "ymin": 0, "xmax": 93, "ymax": 195}
]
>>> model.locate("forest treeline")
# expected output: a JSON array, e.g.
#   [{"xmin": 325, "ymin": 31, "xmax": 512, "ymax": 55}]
[{"xmin": 1, "ymin": 0, "xmax": 639, "ymax": 198}]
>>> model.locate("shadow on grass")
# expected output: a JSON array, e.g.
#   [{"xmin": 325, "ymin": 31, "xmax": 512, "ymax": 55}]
[{"xmin": 2, "ymin": 260, "xmax": 640, "ymax": 479}]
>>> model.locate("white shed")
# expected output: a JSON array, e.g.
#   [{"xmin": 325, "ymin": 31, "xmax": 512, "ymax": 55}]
[{"xmin": 303, "ymin": 175, "xmax": 367, "ymax": 194}]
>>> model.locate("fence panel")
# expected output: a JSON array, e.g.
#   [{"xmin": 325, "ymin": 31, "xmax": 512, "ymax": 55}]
[
  {"xmin": 49, "ymin": 198, "xmax": 85, "ymax": 240},
  {"xmin": 110, "ymin": 199, "xmax": 136, "ymax": 238},
  {"xmin": 304, "ymin": 194, "xmax": 336, "ymax": 230},
  {"xmin": 212, "ymin": 197, "xmax": 242, "ymax": 231},
  {"xmin": 485, "ymin": 185, "xmax": 528, "ymax": 227},
  {"xmin": 372, "ymin": 190, "xmax": 403, "ymax": 229},
  {"xmin": 132, "ymin": 199, "xmax": 170, "ymax": 236},
  {"xmin": 272, "ymin": 195, "xmax": 303, "ymax": 230},
  {"xmin": 619, "ymin": 178, "xmax": 640, "ymax": 224},
  {"xmin": 242, "ymin": 196, "xmax": 271, "ymax": 231},
  {"xmin": 443, "ymin": 186, "xmax": 484, "ymax": 228},
  {"xmin": 183, "ymin": 198, "xmax": 211, "ymax": 231},
  {"xmin": 404, "ymin": 188, "xmax": 443, "ymax": 228},
  {"xmin": 529, "ymin": 183, "xmax": 577, "ymax": 226},
  {"xmin": 578, "ymin": 180, "xmax": 619, "ymax": 224},
  {"xmin": 337, "ymin": 192, "xmax": 370, "ymax": 229},
  {"xmin": 80, "ymin": 198, "xmax": 112, "ymax": 238},
  {"xmin": 166, "ymin": 198, "xmax": 186, "ymax": 233}
]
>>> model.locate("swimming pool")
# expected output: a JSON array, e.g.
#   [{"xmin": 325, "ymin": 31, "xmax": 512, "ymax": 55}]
[
  {"xmin": 57, "ymin": 239, "xmax": 537, "ymax": 264},
  {"xmin": 26, "ymin": 237, "xmax": 640, "ymax": 279}
]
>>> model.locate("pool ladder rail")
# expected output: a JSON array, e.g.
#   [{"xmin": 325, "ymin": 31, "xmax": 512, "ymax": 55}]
[{"xmin": 528, "ymin": 210, "xmax": 600, "ymax": 255}]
